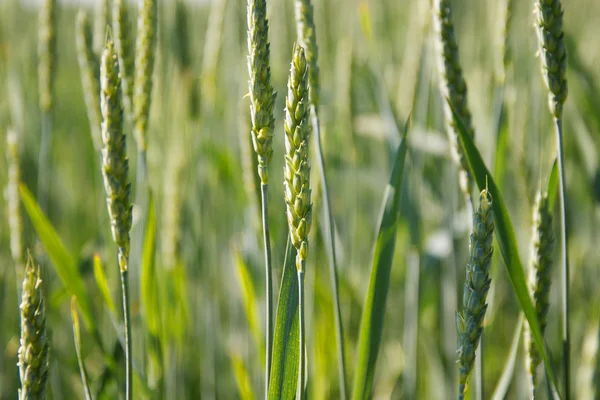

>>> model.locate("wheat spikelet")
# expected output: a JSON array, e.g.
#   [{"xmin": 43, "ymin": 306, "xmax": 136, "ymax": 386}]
[
  {"xmin": 433, "ymin": 0, "xmax": 475, "ymax": 200},
  {"xmin": 284, "ymin": 45, "xmax": 312, "ymax": 271},
  {"xmin": 18, "ymin": 253, "xmax": 49, "ymax": 400},
  {"xmin": 247, "ymin": 0, "xmax": 276, "ymax": 184},
  {"xmin": 134, "ymin": 0, "xmax": 158, "ymax": 153},
  {"xmin": 101, "ymin": 39, "xmax": 132, "ymax": 270},
  {"xmin": 76, "ymin": 10, "xmax": 102, "ymax": 151},
  {"xmin": 38, "ymin": 0, "xmax": 57, "ymax": 113},
  {"xmin": 456, "ymin": 189, "xmax": 494, "ymax": 399},
  {"xmin": 524, "ymin": 191, "xmax": 555, "ymax": 396},
  {"xmin": 535, "ymin": 0, "xmax": 568, "ymax": 119},
  {"xmin": 113, "ymin": 0, "xmax": 136, "ymax": 120}
]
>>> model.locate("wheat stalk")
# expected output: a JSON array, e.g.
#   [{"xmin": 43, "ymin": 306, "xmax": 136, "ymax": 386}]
[
  {"xmin": 100, "ymin": 39, "xmax": 133, "ymax": 400},
  {"xmin": 433, "ymin": 0, "xmax": 475, "ymax": 202},
  {"xmin": 456, "ymin": 189, "xmax": 494, "ymax": 399},
  {"xmin": 18, "ymin": 253, "xmax": 49, "ymax": 400},
  {"xmin": 246, "ymin": 0, "xmax": 277, "ymax": 392},
  {"xmin": 284, "ymin": 45, "xmax": 312, "ymax": 399},
  {"xmin": 524, "ymin": 191, "xmax": 555, "ymax": 398},
  {"xmin": 535, "ymin": 0, "xmax": 569, "ymax": 394},
  {"xmin": 76, "ymin": 10, "xmax": 102, "ymax": 151},
  {"xmin": 294, "ymin": 1, "xmax": 347, "ymax": 395}
]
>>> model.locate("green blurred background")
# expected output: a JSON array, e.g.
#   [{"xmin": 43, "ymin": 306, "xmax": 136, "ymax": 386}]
[{"xmin": 0, "ymin": 0, "xmax": 599, "ymax": 398}]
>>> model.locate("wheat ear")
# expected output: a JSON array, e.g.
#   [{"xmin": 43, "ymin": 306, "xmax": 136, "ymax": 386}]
[
  {"xmin": 113, "ymin": 0, "xmax": 136, "ymax": 122},
  {"xmin": 524, "ymin": 191, "xmax": 555, "ymax": 397},
  {"xmin": 6, "ymin": 129, "xmax": 24, "ymax": 280},
  {"xmin": 76, "ymin": 10, "xmax": 102, "ymax": 151},
  {"xmin": 101, "ymin": 39, "xmax": 133, "ymax": 400},
  {"xmin": 18, "ymin": 253, "xmax": 50, "ymax": 400},
  {"xmin": 94, "ymin": 0, "xmax": 111, "ymax": 56},
  {"xmin": 133, "ymin": 0, "xmax": 158, "ymax": 154},
  {"xmin": 433, "ymin": 0, "xmax": 475, "ymax": 201},
  {"xmin": 456, "ymin": 189, "xmax": 494, "ymax": 399}
]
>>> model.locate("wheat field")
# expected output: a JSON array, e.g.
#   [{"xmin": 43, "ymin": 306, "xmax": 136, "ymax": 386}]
[{"xmin": 0, "ymin": 0, "xmax": 599, "ymax": 399}]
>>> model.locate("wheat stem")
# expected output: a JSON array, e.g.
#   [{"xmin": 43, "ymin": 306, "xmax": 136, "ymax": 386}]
[
  {"xmin": 261, "ymin": 182, "xmax": 273, "ymax": 394},
  {"xmin": 298, "ymin": 267, "xmax": 306, "ymax": 400}
]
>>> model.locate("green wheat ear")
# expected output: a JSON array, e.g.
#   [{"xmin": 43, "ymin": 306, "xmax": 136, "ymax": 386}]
[
  {"xmin": 524, "ymin": 191, "xmax": 555, "ymax": 396},
  {"xmin": 76, "ymin": 10, "xmax": 102, "ymax": 151},
  {"xmin": 38, "ymin": 0, "xmax": 57, "ymax": 113},
  {"xmin": 535, "ymin": 0, "xmax": 567, "ymax": 119},
  {"xmin": 100, "ymin": 39, "xmax": 132, "ymax": 270},
  {"xmin": 294, "ymin": 0, "xmax": 320, "ymax": 108},
  {"xmin": 113, "ymin": 0, "xmax": 136, "ymax": 121},
  {"xmin": 456, "ymin": 189, "xmax": 494, "ymax": 399},
  {"xmin": 284, "ymin": 45, "xmax": 312, "ymax": 271},
  {"xmin": 18, "ymin": 252, "xmax": 50, "ymax": 400},
  {"xmin": 134, "ymin": 0, "xmax": 158, "ymax": 153},
  {"xmin": 247, "ymin": 0, "xmax": 277, "ymax": 184},
  {"xmin": 433, "ymin": 0, "xmax": 475, "ymax": 200}
]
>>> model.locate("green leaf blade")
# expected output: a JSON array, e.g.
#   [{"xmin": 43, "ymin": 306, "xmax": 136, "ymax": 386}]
[{"xmin": 351, "ymin": 126, "xmax": 409, "ymax": 400}]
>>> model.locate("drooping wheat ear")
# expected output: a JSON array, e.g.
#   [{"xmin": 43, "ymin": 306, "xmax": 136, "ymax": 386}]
[
  {"xmin": 113, "ymin": 0, "xmax": 136, "ymax": 121},
  {"xmin": 247, "ymin": 0, "xmax": 276, "ymax": 185},
  {"xmin": 101, "ymin": 39, "xmax": 134, "ymax": 400},
  {"xmin": 294, "ymin": 0, "xmax": 320, "ymax": 109},
  {"xmin": 76, "ymin": 10, "xmax": 102, "ymax": 151},
  {"xmin": 524, "ymin": 191, "xmax": 555, "ymax": 397},
  {"xmin": 433, "ymin": 0, "xmax": 475, "ymax": 200},
  {"xmin": 134, "ymin": 0, "xmax": 158, "ymax": 153},
  {"xmin": 6, "ymin": 129, "xmax": 24, "ymax": 278},
  {"xmin": 535, "ymin": 0, "xmax": 567, "ymax": 119},
  {"xmin": 284, "ymin": 45, "xmax": 312, "ymax": 271},
  {"xmin": 38, "ymin": 0, "xmax": 57, "ymax": 113},
  {"xmin": 94, "ymin": 0, "xmax": 111, "ymax": 56},
  {"xmin": 101, "ymin": 40, "xmax": 133, "ymax": 269},
  {"xmin": 456, "ymin": 189, "xmax": 494, "ymax": 399},
  {"xmin": 18, "ymin": 253, "xmax": 49, "ymax": 400}
]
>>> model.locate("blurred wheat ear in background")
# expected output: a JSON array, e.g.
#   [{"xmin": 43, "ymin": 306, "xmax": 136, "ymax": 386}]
[{"xmin": 18, "ymin": 253, "xmax": 49, "ymax": 400}]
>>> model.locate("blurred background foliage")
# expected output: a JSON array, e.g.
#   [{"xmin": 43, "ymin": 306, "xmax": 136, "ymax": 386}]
[{"xmin": 0, "ymin": 0, "xmax": 599, "ymax": 398}]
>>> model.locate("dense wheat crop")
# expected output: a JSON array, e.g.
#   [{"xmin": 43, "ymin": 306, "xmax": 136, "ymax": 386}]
[{"xmin": 0, "ymin": 0, "xmax": 599, "ymax": 399}]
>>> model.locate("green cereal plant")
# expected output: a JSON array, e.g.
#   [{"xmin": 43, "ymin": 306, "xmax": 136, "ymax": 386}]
[
  {"xmin": 134, "ymin": 0, "xmax": 158, "ymax": 156},
  {"xmin": 433, "ymin": 0, "xmax": 475, "ymax": 203},
  {"xmin": 535, "ymin": 0, "xmax": 569, "ymax": 393},
  {"xmin": 113, "ymin": 0, "xmax": 136, "ymax": 122},
  {"xmin": 246, "ymin": 0, "xmax": 277, "ymax": 391},
  {"xmin": 100, "ymin": 40, "xmax": 134, "ymax": 400},
  {"xmin": 76, "ymin": 10, "xmax": 102, "ymax": 151},
  {"xmin": 18, "ymin": 253, "xmax": 50, "ymax": 400},
  {"xmin": 294, "ymin": 1, "xmax": 347, "ymax": 394},
  {"xmin": 6, "ymin": 129, "xmax": 24, "ymax": 280},
  {"xmin": 284, "ymin": 45, "xmax": 312, "ymax": 399},
  {"xmin": 37, "ymin": 0, "xmax": 57, "ymax": 212},
  {"xmin": 456, "ymin": 189, "xmax": 494, "ymax": 400},
  {"xmin": 524, "ymin": 192, "xmax": 555, "ymax": 397}
]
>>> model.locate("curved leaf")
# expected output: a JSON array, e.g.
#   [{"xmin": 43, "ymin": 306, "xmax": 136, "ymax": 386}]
[
  {"xmin": 268, "ymin": 238, "xmax": 299, "ymax": 400},
  {"xmin": 451, "ymin": 105, "xmax": 562, "ymax": 398},
  {"xmin": 351, "ymin": 124, "xmax": 409, "ymax": 400}
]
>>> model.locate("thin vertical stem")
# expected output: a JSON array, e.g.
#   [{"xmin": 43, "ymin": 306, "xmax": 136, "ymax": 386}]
[
  {"xmin": 554, "ymin": 117, "xmax": 570, "ymax": 398},
  {"xmin": 310, "ymin": 108, "xmax": 347, "ymax": 398},
  {"xmin": 120, "ymin": 263, "xmax": 132, "ymax": 400},
  {"xmin": 260, "ymin": 182, "xmax": 273, "ymax": 398},
  {"xmin": 297, "ymin": 266, "xmax": 306, "ymax": 400},
  {"xmin": 37, "ymin": 112, "xmax": 52, "ymax": 212}
]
